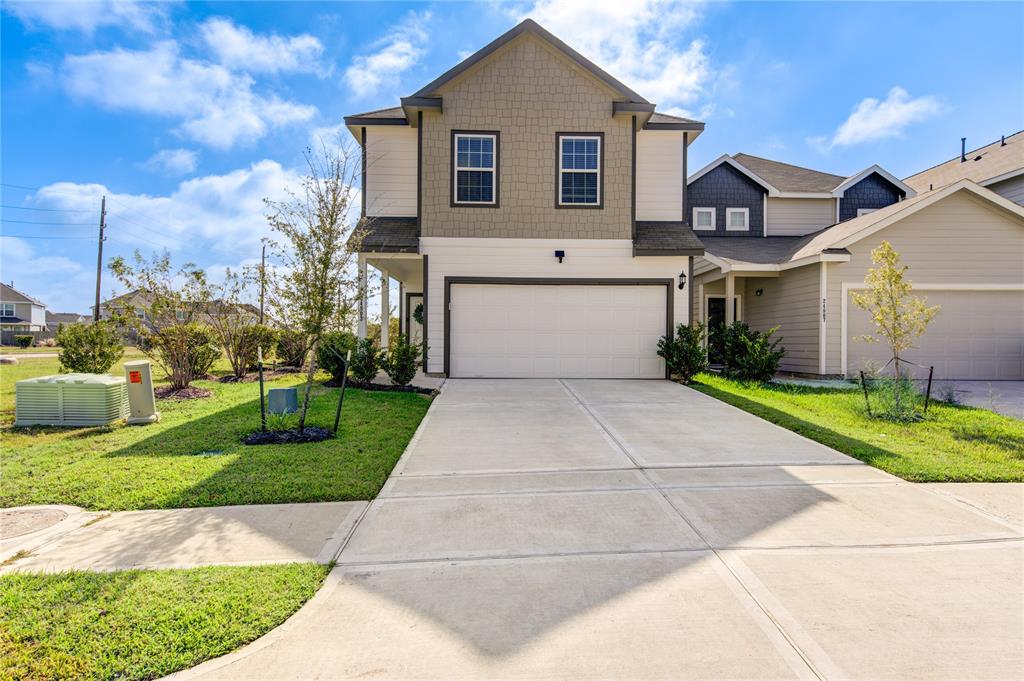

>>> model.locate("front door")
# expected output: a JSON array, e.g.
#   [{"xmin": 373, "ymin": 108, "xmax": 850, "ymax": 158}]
[{"xmin": 706, "ymin": 296, "xmax": 739, "ymax": 365}]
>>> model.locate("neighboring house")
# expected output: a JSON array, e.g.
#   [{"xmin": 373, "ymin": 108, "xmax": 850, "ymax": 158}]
[
  {"xmin": 691, "ymin": 179, "xmax": 1024, "ymax": 380},
  {"xmin": 95, "ymin": 289, "xmax": 155, "ymax": 324},
  {"xmin": 904, "ymin": 131, "xmax": 1024, "ymax": 204},
  {"xmin": 96, "ymin": 290, "xmax": 260, "ymax": 328},
  {"xmin": 46, "ymin": 311, "xmax": 88, "ymax": 327},
  {"xmin": 0, "ymin": 282, "xmax": 48, "ymax": 331},
  {"xmin": 346, "ymin": 19, "xmax": 704, "ymax": 378}
]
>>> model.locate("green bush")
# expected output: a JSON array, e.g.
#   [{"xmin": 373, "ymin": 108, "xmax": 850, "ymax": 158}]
[
  {"xmin": 316, "ymin": 331, "xmax": 357, "ymax": 383},
  {"xmin": 864, "ymin": 375, "xmax": 923, "ymax": 422},
  {"xmin": 240, "ymin": 324, "xmax": 278, "ymax": 372},
  {"xmin": 720, "ymin": 322, "xmax": 785, "ymax": 383},
  {"xmin": 275, "ymin": 329, "xmax": 308, "ymax": 368},
  {"xmin": 657, "ymin": 322, "xmax": 707, "ymax": 384},
  {"xmin": 349, "ymin": 337, "xmax": 381, "ymax": 383},
  {"xmin": 55, "ymin": 322, "xmax": 124, "ymax": 373},
  {"xmin": 380, "ymin": 334, "xmax": 421, "ymax": 386},
  {"xmin": 146, "ymin": 323, "xmax": 220, "ymax": 389},
  {"xmin": 14, "ymin": 335, "xmax": 33, "ymax": 348}
]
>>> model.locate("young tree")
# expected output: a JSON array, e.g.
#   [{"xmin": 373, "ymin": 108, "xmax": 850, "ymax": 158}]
[
  {"xmin": 206, "ymin": 268, "xmax": 274, "ymax": 379},
  {"xmin": 264, "ymin": 141, "xmax": 363, "ymax": 430},
  {"xmin": 851, "ymin": 241, "xmax": 940, "ymax": 410}
]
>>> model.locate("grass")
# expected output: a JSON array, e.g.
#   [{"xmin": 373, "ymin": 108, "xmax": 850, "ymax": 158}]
[
  {"xmin": 1, "ymin": 355, "xmax": 432, "ymax": 510},
  {"xmin": 691, "ymin": 372, "xmax": 1024, "ymax": 482},
  {"xmin": 0, "ymin": 563, "xmax": 328, "ymax": 681}
]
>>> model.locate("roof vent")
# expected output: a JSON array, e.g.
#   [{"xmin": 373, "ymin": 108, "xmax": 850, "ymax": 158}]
[
  {"xmin": 960, "ymin": 137, "xmax": 967, "ymax": 163},
  {"xmin": 1001, "ymin": 135, "xmax": 1007, "ymax": 147}
]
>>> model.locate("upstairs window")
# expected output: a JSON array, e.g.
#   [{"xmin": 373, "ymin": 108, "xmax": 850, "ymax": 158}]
[
  {"xmin": 0, "ymin": 303, "xmax": 14, "ymax": 317},
  {"xmin": 452, "ymin": 132, "xmax": 498, "ymax": 206},
  {"xmin": 558, "ymin": 134, "xmax": 602, "ymax": 207},
  {"xmin": 693, "ymin": 207, "xmax": 716, "ymax": 230},
  {"xmin": 726, "ymin": 207, "xmax": 749, "ymax": 231}
]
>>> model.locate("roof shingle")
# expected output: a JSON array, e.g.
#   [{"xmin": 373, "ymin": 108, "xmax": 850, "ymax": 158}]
[
  {"xmin": 633, "ymin": 222, "xmax": 704, "ymax": 256},
  {"xmin": 733, "ymin": 153, "xmax": 846, "ymax": 193}
]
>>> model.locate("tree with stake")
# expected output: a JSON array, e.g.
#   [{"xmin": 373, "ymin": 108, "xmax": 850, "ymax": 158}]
[
  {"xmin": 851, "ymin": 241, "xmax": 940, "ymax": 416},
  {"xmin": 263, "ymin": 140, "xmax": 363, "ymax": 431}
]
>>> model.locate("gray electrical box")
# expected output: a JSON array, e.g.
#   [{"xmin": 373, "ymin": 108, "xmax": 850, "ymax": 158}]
[{"xmin": 124, "ymin": 360, "xmax": 160, "ymax": 425}]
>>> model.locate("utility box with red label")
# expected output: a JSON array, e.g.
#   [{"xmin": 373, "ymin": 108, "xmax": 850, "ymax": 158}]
[{"xmin": 123, "ymin": 360, "xmax": 160, "ymax": 425}]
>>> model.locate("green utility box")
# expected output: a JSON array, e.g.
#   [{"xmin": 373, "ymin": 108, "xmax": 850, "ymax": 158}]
[{"xmin": 15, "ymin": 374, "xmax": 129, "ymax": 427}]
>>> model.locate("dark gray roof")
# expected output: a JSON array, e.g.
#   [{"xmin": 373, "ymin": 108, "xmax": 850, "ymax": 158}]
[
  {"xmin": 352, "ymin": 216, "xmax": 419, "ymax": 253},
  {"xmin": 633, "ymin": 222, "xmax": 704, "ymax": 256},
  {"xmin": 343, "ymin": 106, "xmax": 407, "ymax": 126},
  {"xmin": 700, "ymin": 232, "xmax": 850, "ymax": 265},
  {"xmin": 733, "ymin": 153, "xmax": 846, "ymax": 193},
  {"xmin": 648, "ymin": 112, "xmax": 701, "ymax": 125},
  {"xmin": 0, "ymin": 316, "xmax": 26, "ymax": 324}
]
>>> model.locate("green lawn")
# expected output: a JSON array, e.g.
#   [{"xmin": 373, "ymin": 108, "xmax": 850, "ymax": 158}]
[
  {"xmin": 692, "ymin": 373, "xmax": 1024, "ymax": 482},
  {"xmin": 1, "ymin": 356, "xmax": 432, "ymax": 510},
  {"xmin": 0, "ymin": 563, "xmax": 328, "ymax": 681}
]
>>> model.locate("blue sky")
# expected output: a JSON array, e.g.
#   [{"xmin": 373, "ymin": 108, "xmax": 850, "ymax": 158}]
[{"xmin": 2, "ymin": 1, "xmax": 1022, "ymax": 313}]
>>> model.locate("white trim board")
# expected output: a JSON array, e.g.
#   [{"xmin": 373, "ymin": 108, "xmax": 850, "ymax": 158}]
[{"xmin": 838, "ymin": 282, "xmax": 1024, "ymax": 376}]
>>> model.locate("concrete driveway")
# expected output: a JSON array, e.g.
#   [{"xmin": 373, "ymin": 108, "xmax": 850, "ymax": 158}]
[{"xmin": 172, "ymin": 379, "xmax": 1024, "ymax": 681}]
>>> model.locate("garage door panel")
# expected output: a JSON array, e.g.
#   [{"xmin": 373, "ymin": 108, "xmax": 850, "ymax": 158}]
[
  {"xmin": 450, "ymin": 283, "xmax": 667, "ymax": 378},
  {"xmin": 847, "ymin": 289, "xmax": 1023, "ymax": 380}
]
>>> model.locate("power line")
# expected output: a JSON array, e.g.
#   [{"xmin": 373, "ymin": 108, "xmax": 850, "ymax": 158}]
[
  {"xmin": 0, "ymin": 204, "xmax": 93, "ymax": 213},
  {"xmin": 0, "ymin": 234, "xmax": 94, "ymax": 240},
  {"xmin": 1, "ymin": 219, "xmax": 95, "ymax": 226}
]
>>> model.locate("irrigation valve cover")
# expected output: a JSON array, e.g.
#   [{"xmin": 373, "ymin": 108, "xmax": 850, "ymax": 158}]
[{"xmin": 124, "ymin": 360, "xmax": 160, "ymax": 425}]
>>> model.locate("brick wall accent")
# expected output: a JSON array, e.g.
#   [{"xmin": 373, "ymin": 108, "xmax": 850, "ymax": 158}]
[
  {"xmin": 839, "ymin": 172, "xmax": 904, "ymax": 221},
  {"xmin": 686, "ymin": 164, "xmax": 765, "ymax": 236},
  {"xmin": 421, "ymin": 34, "xmax": 632, "ymax": 239}
]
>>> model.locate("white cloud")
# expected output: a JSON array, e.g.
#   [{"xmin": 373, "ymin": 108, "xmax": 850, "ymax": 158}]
[
  {"xmin": 0, "ymin": 237, "xmax": 92, "ymax": 314},
  {"xmin": 810, "ymin": 87, "xmax": 944, "ymax": 151},
  {"xmin": 4, "ymin": 0, "xmax": 169, "ymax": 34},
  {"xmin": 518, "ymin": 0, "xmax": 712, "ymax": 112},
  {"xmin": 200, "ymin": 17, "xmax": 325, "ymax": 75},
  {"xmin": 344, "ymin": 11, "xmax": 430, "ymax": 98},
  {"xmin": 60, "ymin": 41, "xmax": 317, "ymax": 149},
  {"xmin": 141, "ymin": 148, "xmax": 198, "ymax": 175}
]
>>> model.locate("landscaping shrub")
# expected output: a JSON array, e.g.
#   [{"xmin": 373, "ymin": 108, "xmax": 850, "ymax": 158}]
[
  {"xmin": 14, "ymin": 335, "xmax": 33, "ymax": 348},
  {"xmin": 657, "ymin": 322, "xmax": 708, "ymax": 384},
  {"xmin": 224, "ymin": 323, "xmax": 276, "ymax": 377},
  {"xmin": 380, "ymin": 333, "xmax": 421, "ymax": 386},
  {"xmin": 720, "ymin": 322, "xmax": 785, "ymax": 383},
  {"xmin": 316, "ymin": 330, "xmax": 357, "ymax": 383},
  {"xmin": 146, "ymin": 323, "xmax": 220, "ymax": 389},
  {"xmin": 349, "ymin": 337, "xmax": 381, "ymax": 383},
  {"xmin": 868, "ymin": 375, "xmax": 923, "ymax": 421},
  {"xmin": 275, "ymin": 329, "xmax": 308, "ymax": 368},
  {"xmin": 55, "ymin": 322, "xmax": 124, "ymax": 373},
  {"xmin": 36, "ymin": 338, "xmax": 57, "ymax": 347}
]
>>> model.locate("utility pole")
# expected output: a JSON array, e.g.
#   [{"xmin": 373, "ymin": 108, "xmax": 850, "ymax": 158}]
[
  {"xmin": 259, "ymin": 243, "xmax": 266, "ymax": 324},
  {"xmin": 93, "ymin": 195, "xmax": 106, "ymax": 322}
]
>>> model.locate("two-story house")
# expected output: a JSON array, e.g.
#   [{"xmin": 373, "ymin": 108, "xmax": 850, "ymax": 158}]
[
  {"xmin": 689, "ymin": 153, "xmax": 1024, "ymax": 380},
  {"xmin": 0, "ymin": 282, "xmax": 48, "ymax": 332},
  {"xmin": 346, "ymin": 19, "xmax": 704, "ymax": 379}
]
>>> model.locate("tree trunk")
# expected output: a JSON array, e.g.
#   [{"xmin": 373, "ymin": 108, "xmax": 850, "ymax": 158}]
[
  {"xmin": 297, "ymin": 338, "xmax": 318, "ymax": 431},
  {"xmin": 893, "ymin": 353, "xmax": 902, "ymax": 414}
]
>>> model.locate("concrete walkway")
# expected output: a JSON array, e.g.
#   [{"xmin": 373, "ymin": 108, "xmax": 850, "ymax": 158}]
[
  {"xmin": 932, "ymin": 379, "xmax": 1024, "ymax": 419},
  {"xmin": 1, "ymin": 502, "xmax": 366, "ymax": 573},
  {"xmin": 170, "ymin": 379, "xmax": 1024, "ymax": 681}
]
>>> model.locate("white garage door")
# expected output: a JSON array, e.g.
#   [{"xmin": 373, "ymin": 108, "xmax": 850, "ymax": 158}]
[
  {"xmin": 847, "ymin": 289, "xmax": 1024, "ymax": 380},
  {"xmin": 448, "ymin": 283, "xmax": 668, "ymax": 378}
]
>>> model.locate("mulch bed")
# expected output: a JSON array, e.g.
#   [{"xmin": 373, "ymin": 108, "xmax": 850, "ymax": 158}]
[
  {"xmin": 325, "ymin": 379, "xmax": 437, "ymax": 396},
  {"xmin": 217, "ymin": 369, "xmax": 301, "ymax": 383},
  {"xmin": 155, "ymin": 386, "xmax": 213, "ymax": 400},
  {"xmin": 243, "ymin": 426, "xmax": 334, "ymax": 445}
]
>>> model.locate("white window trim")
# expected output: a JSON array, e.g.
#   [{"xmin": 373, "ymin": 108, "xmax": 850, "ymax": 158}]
[
  {"xmin": 726, "ymin": 207, "xmax": 750, "ymax": 231},
  {"xmin": 0, "ymin": 302, "xmax": 14, "ymax": 316},
  {"xmin": 558, "ymin": 135, "xmax": 602, "ymax": 206},
  {"xmin": 856, "ymin": 208, "xmax": 878, "ymax": 217},
  {"xmin": 453, "ymin": 133, "xmax": 497, "ymax": 205},
  {"xmin": 692, "ymin": 207, "xmax": 716, "ymax": 231}
]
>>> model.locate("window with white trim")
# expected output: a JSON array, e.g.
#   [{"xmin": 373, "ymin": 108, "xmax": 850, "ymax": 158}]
[
  {"xmin": 726, "ymin": 207, "xmax": 749, "ymax": 231},
  {"xmin": 693, "ymin": 207, "xmax": 716, "ymax": 230},
  {"xmin": 558, "ymin": 134, "xmax": 601, "ymax": 206},
  {"xmin": 453, "ymin": 133, "xmax": 497, "ymax": 205},
  {"xmin": 856, "ymin": 208, "xmax": 878, "ymax": 217},
  {"xmin": 0, "ymin": 303, "xmax": 14, "ymax": 317}
]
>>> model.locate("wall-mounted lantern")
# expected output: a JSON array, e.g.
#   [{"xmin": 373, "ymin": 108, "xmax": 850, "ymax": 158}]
[
  {"xmin": 678, "ymin": 271, "xmax": 687, "ymax": 290},
  {"xmin": 755, "ymin": 288, "xmax": 764, "ymax": 297}
]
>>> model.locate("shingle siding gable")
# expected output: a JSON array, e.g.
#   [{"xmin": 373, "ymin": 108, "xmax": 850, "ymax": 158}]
[
  {"xmin": 839, "ymin": 172, "xmax": 904, "ymax": 221},
  {"xmin": 686, "ymin": 164, "xmax": 765, "ymax": 236}
]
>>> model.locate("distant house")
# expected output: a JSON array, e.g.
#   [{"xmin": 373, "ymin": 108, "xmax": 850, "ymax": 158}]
[
  {"xmin": 46, "ymin": 311, "xmax": 88, "ymax": 327},
  {"xmin": 0, "ymin": 282, "xmax": 48, "ymax": 331},
  {"xmin": 95, "ymin": 289, "xmax": 260, "ymax": 327}
]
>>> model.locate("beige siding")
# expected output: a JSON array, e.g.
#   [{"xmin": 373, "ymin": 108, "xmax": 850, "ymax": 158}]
[
  {"xmin": 766, "ymin": 197, "xmax": 835, "ymax": 236},
  {"xmin": 421, "ymin": 34, "xmax": 632, "ymax": 239},
  {"xmin": 742, "ymin": 268, "xmax": 820, "ymax": 374},
  {"xmin": 365, "ymin": 126, "xmax": 417, "ymax": 217},
  {"xmin": 636, "ymin": 130, "xmax": 684, "ymax": 221},
  {"xmin": 824, "ymin": 191, "xmax": 1024, "ymax": 375},
  {"xmin": 988, "ymin": 174, "xmax": 1024, "ymax": 206}
]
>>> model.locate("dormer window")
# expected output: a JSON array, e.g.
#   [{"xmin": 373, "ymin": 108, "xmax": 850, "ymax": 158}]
[
  {"xmin": 452, "ymin": 131, "xmax": 498, "ymax": 206},
  {"xmin": 557, "ymin": 133, "xmax": 603, "ymax": 207},
  {"xmin": 693, "ymin": 207, "xmax": 716, "ymax": 230},
  {"xmin": 726, "ymin": 207, "xmax": 749, "ymax": 231}
]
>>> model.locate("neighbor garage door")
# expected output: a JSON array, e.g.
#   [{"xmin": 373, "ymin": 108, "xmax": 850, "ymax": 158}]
[
  {"xmin": 847, "ymin": 289, "xmax": 1024, "ymax": 380},
  {"xmin": 447, "ymin": 282, "xmax": 668, "ymax": 378}
]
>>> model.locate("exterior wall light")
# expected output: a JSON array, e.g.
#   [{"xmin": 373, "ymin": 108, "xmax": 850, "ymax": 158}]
[
  {"xmin": 755, "ymin": 288, "xmax": 764, "ymax": 297},
  {"xmin": 554, "ymin": 250, "xmax": 565, "ymax": 263},
  {"xmin": 678, "ymin": 271, "xmax": 687, "ymax": 290}
]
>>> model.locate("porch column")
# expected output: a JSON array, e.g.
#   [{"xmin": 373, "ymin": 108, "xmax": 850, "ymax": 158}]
[
  {"xmin": 380, "ymin": 272, "xmax": 390, "ymax": 349},
  {"xmin": 357, "ymin": 256, "xmax": 368, "ymax": 339},
  {"xmin": 725, "ymin": 273, "xmax": 736, "ymax": 326}
]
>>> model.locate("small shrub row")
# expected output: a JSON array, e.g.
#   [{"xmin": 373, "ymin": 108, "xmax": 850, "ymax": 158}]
[{"xmin": 658, "ymin": 321, "xmax": 786, "ymax": 385}]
